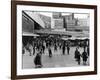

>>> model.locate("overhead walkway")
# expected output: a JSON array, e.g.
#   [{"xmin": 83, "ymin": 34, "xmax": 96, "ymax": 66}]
[{"xmin": 24, "ymin": 11, "xmax": 45, "ymax": 28}]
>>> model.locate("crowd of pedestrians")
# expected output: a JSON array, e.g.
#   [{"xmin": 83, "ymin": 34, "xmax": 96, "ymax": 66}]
[{"xmin": 22, "ymin": 36, "xmax": 89, "ymax": 68}]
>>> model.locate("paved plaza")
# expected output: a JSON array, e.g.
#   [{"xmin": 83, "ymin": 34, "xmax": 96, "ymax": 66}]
[{"xmin": 22, "ymin": 46, "xmax": 89, "ymax": 69}]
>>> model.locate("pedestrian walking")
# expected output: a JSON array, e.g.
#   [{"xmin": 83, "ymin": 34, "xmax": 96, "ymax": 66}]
[
  {"xmin": 54, "ymin": 44, "xmax": 57, "ymax": 52},
  {"xmin": 48, "ymin": 46, "xmax": 52, "ymax": 58},
  {"xmin": 26, "ymin": 43, "xmax": 31, "ymax": 56},
  {"xmin": 82, "ymin": 49, "xmax": 88, "ymax": 65},
  {"xmin": 67, "ymin": 45, "xmax": 70, "ymax": 55},
  {"xmin": 87, "ymin": 46, "xmax": 89, "ymax": 56},
  {"xmin": 32, "ymin": 45, "xmax": 35, "ymax": 55},
  {"xmin": 59, "ymin": 42, "xmax": 62, "ymax": 49},
  {"xmin": 34, "ymin": 52, "xmax": 42, "ymax": 68},
  {"xmin": 42, "ymin": 44, "xmax": 45, "ymax": 54},
  {"xmin": 74, "ymin": 48, "xmax": 81, "ymax": 65},
  {"xmin": 22, "ymin": 44, "xmax": 25, "ymax": 54},
  {"xmin": 62, "ymin": 42, "xmax": 66, "ymax": 55}
]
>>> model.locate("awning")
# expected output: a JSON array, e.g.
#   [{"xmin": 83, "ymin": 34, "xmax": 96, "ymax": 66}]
[
  {"xmin": 62, "ymin": 36, "xmax": 89, "ymax": 40},
  {"xmin": 22, "ymin": 32, "xmax": 39, "ymax": 36}
]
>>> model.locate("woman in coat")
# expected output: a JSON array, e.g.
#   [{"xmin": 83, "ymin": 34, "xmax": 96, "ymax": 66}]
[
  {"xmin": 82, "ymin": 49, "xmax": 88, "ymax": 65},
  {"xmin": 74, "ymin": 48, "xmax": 81, "ymax": 65},
  {"xmin": 34, "ymin": 52, "xmax": 42, "ymax": 68}
]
